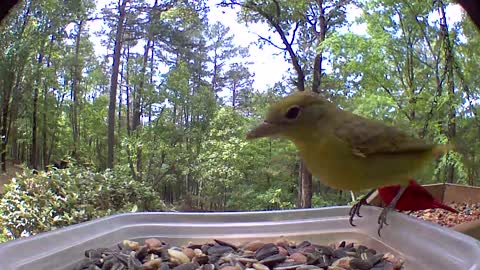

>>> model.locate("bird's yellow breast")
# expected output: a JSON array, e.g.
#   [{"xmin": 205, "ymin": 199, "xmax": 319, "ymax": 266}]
[{"xmin": 292, "ymin": 134, "xmax": 432, "ymax": 192}]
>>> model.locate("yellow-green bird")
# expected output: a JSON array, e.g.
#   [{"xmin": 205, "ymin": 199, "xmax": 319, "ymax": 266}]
[{"xmin": 246, "ymin": 91, "xmax": 450, "ymax": 235}]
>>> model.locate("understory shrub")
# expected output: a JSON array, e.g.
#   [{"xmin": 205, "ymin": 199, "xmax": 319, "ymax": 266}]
[{"xmin": 0, "ymin": 165, "xmax": 166, "ymax": 241}]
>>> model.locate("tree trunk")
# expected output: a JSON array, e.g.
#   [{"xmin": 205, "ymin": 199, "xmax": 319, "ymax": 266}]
[
  {"xmin": 132, "ymin": 0, "xmax": 159, "ymax": 179},
  {"xmin": 439, "ymin": 0, "xmax": 456, "ymax": 183},
  {"xmin": 211, "ymin": 46, "xmax": 219, "ymax": 95},
  {"xmin": 300, "ymin": 0, "xmax": 329, "ymax": 203},
  {"xmin": 42, "ymin": 63, "xmax": 49, "ymax": 169},
  {"xmin": 133, "ymin": 36, "xmax": 153, "ymax": 180},
  {"xmin": 41, "ymin": 35, "xmax": 56, "ymax": 168},
  {"xmin": 31, "ymin": 53, "xmax": 43, "ymax": 170},
  {"xmin": 296, "ymin": 160, "xmax": 302, "ymax": 207},
  {"xmin": 299, "ymin": 160, "xmax": 312, "ymax": 208},
  {"xmin": 1, "ymin": 69, "xmax": 14, "ymax": 172},
  {"xmin": 311, "ymin": 0, "xmax": 327, "ymax": 93},
  {"xmin": 9, "ymin": 68, "xmax": 24, "ymax": 162},
  {"xmin": 119, "ymin": 46, "xmax": 127, "ymax": 132},
  {"xmin": 49, "ymin": 94, "xmax": 66, "ymax": 166},
  {"xmin": 8, "ymin": 98, "xmax": 17, "ymax": 163},
  {"xmin": 71, "ymin": 20, "xmax": 83, "ymax": 160},
  {"xmin": 122, "ymin": 46, "xmax": 138, "ymax": 180},
  {"xmin": 0, "ymin": 3, "xmax": 31, "ymax": 171},
  {"xmin": 232, "ymin": 83, "xmax": 237, "ymax": 108},
  {"xmin": 107, "ymin": 0, "xmax": 129, "ymax": 169},
  {"xmin": 42, "ymin": 77, "xmax": 49, "ymax": 169},
  {"xmin": 148, "ymin": 41, "xmax": 155, "ymax": 124},
  {"xmin": 126, "ymin": 63, "xmax": 130, "ymax": 135},
  {"xmin": 31, "ymin": 87, "xmax": 38, "ymax": 169}
]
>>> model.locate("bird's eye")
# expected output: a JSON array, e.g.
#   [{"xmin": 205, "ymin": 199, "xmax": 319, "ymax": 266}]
[{"xmin": 285, "ymin": 106, "xmax": 301, "ymax": 120}]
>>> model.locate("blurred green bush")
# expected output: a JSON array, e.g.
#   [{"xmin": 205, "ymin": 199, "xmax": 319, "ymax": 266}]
[{"xmin": 0, "ymin": 165, "xmax": 166, "ymax": 242}]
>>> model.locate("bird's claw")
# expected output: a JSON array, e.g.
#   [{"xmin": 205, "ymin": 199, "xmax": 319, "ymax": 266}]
[
  {"xmin": 377, "ymin": 206, "xmax": 393, "ymax": 237},
  {"xmin": 349, "ymin": 197, "xmax": 368, "ymax": 226}
]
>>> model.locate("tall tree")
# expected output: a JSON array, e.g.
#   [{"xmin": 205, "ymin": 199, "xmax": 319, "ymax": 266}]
[
  {"xmin": 107, "ymin": 0, "xmax": 129, "ymax": 169},
  {"xmin": 221, "ymin": 0, "xmax": 352, "ymax": 208},
  {"xmin": 437, "ymin": 0, "xmax": 457, "ymax": 183},
  {"xmin": 206, "ymin": 22, "xmax": 248, "ymax": 98},
  {"xmin": 71, "ymin": 20, "xmax": 84, "ymax": 160},
  {"xmin": 31, "ymin": 53, "xmax": 43, "ymax": 170},
  {"xmin": 0, "ymin": 0, "xmax": 32, "ymax": 172},
  {"xmin": 224, "ymin": 62, "xmax": 254, "ymax": 110}
]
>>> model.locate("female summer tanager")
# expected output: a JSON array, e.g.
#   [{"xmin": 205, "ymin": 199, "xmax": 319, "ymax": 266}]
[{"xmin": 246, "ymin": 91, "xmax": 451, "ymax": 234}]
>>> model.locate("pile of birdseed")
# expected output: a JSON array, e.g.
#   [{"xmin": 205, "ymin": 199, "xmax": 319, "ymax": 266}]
[
  {"xmin": 412, "ymin": 202, "xmax": 480, "ymax": 227},
  {"xmin": 72, "ymin": 238, "xmax": 405, "ymax": 270}
]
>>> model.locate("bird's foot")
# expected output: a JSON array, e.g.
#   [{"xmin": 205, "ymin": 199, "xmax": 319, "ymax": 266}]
[
  {"xmin": 349, "ymin": 198, "xmax": 367, "ymax": 226},
  {"xmin": 377, "ymin": 205, "xmax": 394, "ymax": 237},
  {"xmin": 349, "ymin": 189, "xmax": 376, "ymax": 226},
  {"xmin": 377, "ymin": 185, "xmax": 408, "ymax": 237}
]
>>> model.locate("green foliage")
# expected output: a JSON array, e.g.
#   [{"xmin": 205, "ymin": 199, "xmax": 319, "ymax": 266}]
[
  {"xmin": 312, "ymin": 192, "xmax": 351, "ymax": 208},
  {"xmin": 0, "ymin": 165, "xmax": 166, "ymax": 241},
  {"xmin": 189, "ymin": 106, "xmax": 298, "ymax": 211},
  {"xmin": 250, "ymin": 188, "xmax": 296, "ymax": 210},
  {"xmin": 0, "ymin": 229, "xmax": 7, "ymax": 243},
  {"xmin": 324, "ymin": 0, "xmax": 475, "ymax": 184}
]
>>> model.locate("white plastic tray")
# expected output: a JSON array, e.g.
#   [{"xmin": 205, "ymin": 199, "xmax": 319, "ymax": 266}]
[{"xmin": 0, "ymin": 206, "xmax": 479, "ymax": 270}]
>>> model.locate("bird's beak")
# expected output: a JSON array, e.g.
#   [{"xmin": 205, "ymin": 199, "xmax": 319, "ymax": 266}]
[{"xmin": 246, "ymin": 121, "xmax": 283, "ymax": 139}]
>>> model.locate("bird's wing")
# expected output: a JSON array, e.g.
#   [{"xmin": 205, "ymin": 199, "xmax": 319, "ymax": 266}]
[
  {"xmin": 405, "ymin": 181, "xmax": 435, "ymax": 201},
  {"xmin": 334, "ymin": 114, "xmax": 435, "ymax": 157}
]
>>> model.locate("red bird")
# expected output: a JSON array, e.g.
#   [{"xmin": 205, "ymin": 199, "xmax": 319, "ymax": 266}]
[{"xmin": 377, "ymin": 180, "xmax": 458, "ymax": 213}]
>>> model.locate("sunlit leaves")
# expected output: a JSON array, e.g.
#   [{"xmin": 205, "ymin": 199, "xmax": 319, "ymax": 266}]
[{"xmin": 0, "ymin": 164, "xmax": 166, "ymax": 240}]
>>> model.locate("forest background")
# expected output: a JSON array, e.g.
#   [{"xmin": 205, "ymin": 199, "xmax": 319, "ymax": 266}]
[{"xmin": 0, "ymin": 0, "xmax": 478, "ymax": 241}]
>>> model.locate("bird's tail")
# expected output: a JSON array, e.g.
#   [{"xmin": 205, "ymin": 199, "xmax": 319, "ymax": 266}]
[{"xmin": 433, "ymin": 200, "xmax": 458, "ymax": 213}]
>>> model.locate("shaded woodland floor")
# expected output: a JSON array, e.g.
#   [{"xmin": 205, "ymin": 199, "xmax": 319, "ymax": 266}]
[{"xmin": 0, "ymin": 161, "xmax": 23, "ymax": 194}]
